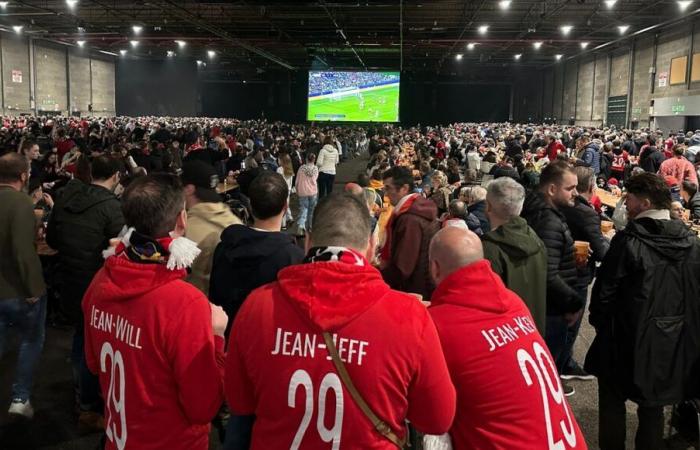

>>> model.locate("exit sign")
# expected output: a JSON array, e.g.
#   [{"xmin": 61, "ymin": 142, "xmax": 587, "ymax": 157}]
[{"xmin": 672, "ymin": 104, "xmax": 686, "ymax": 113}]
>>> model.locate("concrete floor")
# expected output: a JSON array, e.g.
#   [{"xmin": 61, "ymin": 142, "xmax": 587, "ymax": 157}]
[{"xmin": 1, "ymin": 156, "xmax": 696, "ymax": 449}]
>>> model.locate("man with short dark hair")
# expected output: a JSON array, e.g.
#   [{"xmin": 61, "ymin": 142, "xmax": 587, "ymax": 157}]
[
  {"xmin": 181, "ymin": 161, "xmax": 241, "ymax": 294},
  {"xmin": 0, "ymin": 153, "xmax": 46, "ymax": 419},
  {"xmin": 225, "ymin": 193, "xmax": 456, "ymax": 448},
  {"xmin": 46, "ymin": 154, "xmax": 125, "ymax": 427},
  {"xmin": 82, "ymin": 173, "xmax": 228, "ymax": 450},
  {"xmin": 380, "ymin": 166, "xmax": 439, "ymax": 299},
  {"xmin": 521, "ymin": 160, "xmax": 583, "ymax": 396},
  {"xmin": 211, "ymin": 171, "xmax": 303, "ymax": 324},
  {"xmin": 585, "ymin": 172, "xmax": 700, "ymax": 450}
]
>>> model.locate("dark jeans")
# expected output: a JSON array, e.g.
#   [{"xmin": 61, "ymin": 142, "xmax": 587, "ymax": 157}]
[
  {"xmin": 561, "ymin": 286, "xmax": 588, "ymax": 371},
  {"xmin": 317, "ymin": 172, "xmax": 335, "ymax": 199},
  {"xmin": 545, "ymin": 314, "xmax": 569, "ymax": 373},
  {"xmin": 71, "ymin": 322, "xmax": 101, "ymax": 412},
  {"xmin": 598, "ymin": 377, "xmax": 665, "ymax": 450},
  {"xmin": 223, "ymin": 414, "xmax": 255, "ymax": 450},
  {"xmin": 0, "ymin": 296, "xmax": 47, "ymax": 401}
]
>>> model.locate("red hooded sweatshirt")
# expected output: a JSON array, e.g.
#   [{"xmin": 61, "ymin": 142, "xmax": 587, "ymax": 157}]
[
  {"xmin": 225, "ymin": 251, "xmax": 456, "ymax": 449},
  {"xmin": 82, "ymin": 256, "xmax": 225, "ymax": 450},
  {"xmin": 429, "ymin": 260, "xmax": 587, "ymax": 450}
]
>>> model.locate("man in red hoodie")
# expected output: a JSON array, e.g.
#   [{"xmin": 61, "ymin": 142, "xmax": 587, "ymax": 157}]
[
  {"xmin": 82, "ymin": 173, "xmax": 228, "ymax": 450},
  {"xmin": 380, "ymin": 165, "xmax": 440, "ymax": 299},
  {"xmin": 428, "ymin": 226, "xmax": 586, "ymax": 449},
  {"xmin": 225, "ymin": 192, "xmax": 456, "ymax": 449}
]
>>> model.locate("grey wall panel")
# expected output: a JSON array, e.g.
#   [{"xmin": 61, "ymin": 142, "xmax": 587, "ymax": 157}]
[
  {"xmin": 90, "ymin": 58, "xmax": 115, "ymax": 114},
  {"xmin": 68, "ymin": 52, "xmax": 91, "ymax": 113},
  {"xmin": 35, "ymin": 43, "xmax": 67, "ymax": 113},
  {"xmin": 2, "ymin": 34, "xmax": 30, "ymax": 113}
]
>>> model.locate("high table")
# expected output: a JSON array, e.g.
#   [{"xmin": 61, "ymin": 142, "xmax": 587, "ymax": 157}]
[{"xmin": 595, "ymin": 188, "xmax": 620, "ymax": 209}]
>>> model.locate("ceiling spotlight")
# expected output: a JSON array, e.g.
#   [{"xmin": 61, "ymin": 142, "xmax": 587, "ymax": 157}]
[
  {"xmin": 604, "ymin": 0, "xmax": 617, "ymax": 7},
  {"xmin": 12, "ymin": 25, "xmax": 23, "ymax": 34},
  {"xmin": 455, "ymin": 53, "xmax": 463, "ymax": 60},
  {"xmin": 499, "ymin": 0, "xmax": 511, "ymax": 9},
  {"xmin": 66, "ymin": 0, "xmax": 78, "ymax": 8},
  {"xmin": 196, "ymin": 60, "xmax": 203, "ymax": 66},
  {"xmin": 555, "ymin": 54, "xmax": 563, "ymax": 61},
  {"xmin": 167, "ymin": 50, "xmax": 175, "ymax": 57},
  {"xmin": 130, "ymin": 40, "xmax": 139, "ymax": 47},
  {"xmin": 618, "ymin": 25, "xmax": 629, "ymax": 34},
  {"xmin": 0, "ymin": 2, "xmax": 8, "ymax": 9},
  {"xmin": 132, "ymin": 25, "xmax": 142, "ymax": 34},
  {"xmin": 467, "ymin": 42, "xmax": 476, "ymax": 50},
  {"xmin": 560, "ymin": 25, "xmax": 573, "ymax": 35},
  {"xmin": 207, "ymin": 50, "xmax": 216, "ymax": 58},
  {"xmin": 678, "ymin": 0, "xmax": 693, "ymax": 10},
  {"xmin": 533, "ymin": 41, "xmax": 543, "ymax": 49},
  {"xmin": 76, "ymin": 40, "xmax": 85, "ymax": 47},
  {"xmin": 77, "ymin": 26, "xmax": 85, "ymax": 33},
  {"xmin": 478, "ymin": 25, "xmax": 489, "ymax": 34},
  {"xmin": 514, "ymin": 53, "xmax": 522, "ymax": 60},
  {"xmin": 175, "ymin": 40, "xmax": 186, "ymax": 48},
  {"xmin": 119, "ymin": 49, "xmax": 127, "ymax": 56},
  {"xmin": 580, "ymin": 42, "xmax": 589, "ymax": 49}
]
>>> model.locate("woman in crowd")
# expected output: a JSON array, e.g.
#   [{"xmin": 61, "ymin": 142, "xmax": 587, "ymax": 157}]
[
  {"xmin": 294, "ymin": 152, "xmax": 318, "ymax": 237},
  {"xmin": 276, "ymin": 153, "xmax": 295, "ymax": 228}
]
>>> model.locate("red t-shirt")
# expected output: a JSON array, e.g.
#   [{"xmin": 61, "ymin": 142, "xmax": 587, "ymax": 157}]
[
  {"xmin": 611, "ymin": 151, "xmax": 629, "ymax": 173},
  {"xmin": 547, "ymin": 141, "xmax": 566, "ymax": 161},
  {"xmin": 225, "ymin": 257, "xmax": 456, "ymax": 449},
  {"xmin": 56, "ymin": 139, "xmax": 75, "ymax": 162},
  {"xmin": 83, "ymin": 256, "xmax": 225, "ymax": 450},
  {"xmin": 430, "ymin": 261, "xmax": 587, "ymax": 450}
]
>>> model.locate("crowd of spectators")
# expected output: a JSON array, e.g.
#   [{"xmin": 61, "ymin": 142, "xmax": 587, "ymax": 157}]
[
  {"xmin": 1, "ymin": 114, "xmax": 700, "ymax": 450},
  {"xmin": 308, "ymin": 71, "xmax": 400, "ymax": 97}
]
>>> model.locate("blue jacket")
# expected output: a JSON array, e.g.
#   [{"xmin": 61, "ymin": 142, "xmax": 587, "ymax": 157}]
[{"xmin": 580, "ymin": 143, "xmax": 601, "ymax": 175}]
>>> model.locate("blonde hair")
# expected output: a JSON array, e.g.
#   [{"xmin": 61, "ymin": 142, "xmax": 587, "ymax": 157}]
[
  {"xmin": 279, "ymin": 153, "xmax": 294, "ymax": 177},
  {"xmin": 431, "ymin": 170, "xmax": 448, "ymax": 188}
]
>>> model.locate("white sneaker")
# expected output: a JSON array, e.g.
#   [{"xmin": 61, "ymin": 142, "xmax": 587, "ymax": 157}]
[{"xmin": 8, "ymin": 399, "xmax": 34, "ymax": 419}]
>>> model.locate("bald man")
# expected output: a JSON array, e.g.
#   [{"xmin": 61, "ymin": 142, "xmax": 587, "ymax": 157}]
[{"xmin": 428, "ymin": 227, "xmax": 586, "ymax": 450}]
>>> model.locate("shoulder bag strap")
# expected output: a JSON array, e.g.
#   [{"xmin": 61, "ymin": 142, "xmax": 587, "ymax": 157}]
[{"xmin": 322, "ymin": 332, "xmax": 407, "ymax": 449}]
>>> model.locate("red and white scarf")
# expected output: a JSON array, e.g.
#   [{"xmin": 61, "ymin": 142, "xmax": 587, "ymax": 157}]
[{"xmin": 379, "ymin": 193, "xmax": 420, "ymax": 262}]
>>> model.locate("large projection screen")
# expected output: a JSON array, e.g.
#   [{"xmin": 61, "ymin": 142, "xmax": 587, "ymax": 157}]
[{"xmin": 307, "ymin": 71, "xmax": 400, "ymax": 122}]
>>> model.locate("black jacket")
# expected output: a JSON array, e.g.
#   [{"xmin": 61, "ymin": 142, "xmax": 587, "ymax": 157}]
[
  {"xmin": 521, "ymin": 191, "xmax": 583, "ymax": 315},
  {"xmin": 687, "ymin": 192, "xmax": 700, "ymax": 220},
  {"xmin": 585, "ymin": 217, "xmax": 700, "ymax": 406},
  {"xmin": 468, "ymin": 200, "xmax": 490, "ymax": 233},
  {"xmin": 561, "ymin": 195, "xmax": 610, "ymax": 285},
  {"xmin": 639, "ymin": 146, "xmax": 665, "ymax": 173},
  {"xmin": 209, "ymin": 224, "xmax": 304, "ymax": 322},
  {"xmin": 46, "ymin": 179, "xmax": 124, "ymax": 319}
]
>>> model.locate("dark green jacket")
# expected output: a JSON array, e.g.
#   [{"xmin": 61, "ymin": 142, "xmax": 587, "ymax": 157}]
[
  {"xmin": 482, "ymin": 216, "xmax": 547, "ymax": 334},
  {"xmin": 0, "ymin": 186, "xmax": 45, "ymax": 299}
]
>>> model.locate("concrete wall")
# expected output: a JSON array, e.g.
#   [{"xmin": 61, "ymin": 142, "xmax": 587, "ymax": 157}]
[
  {"xmin": 521, "ymin": 17, "xmax": 700, "ymax": 129},
  {"xmin": 0, "ymin": 31, "xmax": 115, "ymax": 116}
]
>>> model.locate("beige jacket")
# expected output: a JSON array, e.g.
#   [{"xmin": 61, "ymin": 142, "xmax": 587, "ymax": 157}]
[{"xmin": 185, "ymin": 202, "xmax": 241, "ymax": 294}]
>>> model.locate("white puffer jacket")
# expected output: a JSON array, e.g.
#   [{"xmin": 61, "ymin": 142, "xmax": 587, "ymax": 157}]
[{"xmin": 316, "ymin": 144, "xmax": 340, "ymax": 175}]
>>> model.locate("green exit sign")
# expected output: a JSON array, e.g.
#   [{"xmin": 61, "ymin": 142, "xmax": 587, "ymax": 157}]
[{"xmin": 672, "ymin": 104, "xmax": 686, "ymax": 113}]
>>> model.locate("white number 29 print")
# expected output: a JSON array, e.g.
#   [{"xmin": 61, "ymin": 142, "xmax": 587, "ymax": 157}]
[
  {"xmin": 100, "ymin": 342, "xmax": 127, "ymax": 450},
  {"xmin": 288, "ymin": 369, "xmax": 344, "ymax": 450},
  {"xmin": 517, "ymin": 342, "xmax": 577, "ymax": 450}
]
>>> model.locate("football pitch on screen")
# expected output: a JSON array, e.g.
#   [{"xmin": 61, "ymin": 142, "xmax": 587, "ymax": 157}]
[{"xmin": 307, "ymin": 85, "xmax": 400, "ymax": 122}]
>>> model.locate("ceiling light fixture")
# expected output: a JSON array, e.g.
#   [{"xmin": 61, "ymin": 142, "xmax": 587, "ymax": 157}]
[
  {"xmin": 119, "ymin": 49, "xmax": 127, "ymax": 56},
  {"xmin": 130, "ymin": 40, "xmax": 139, "ymax": 47},
  {"xmin": 678, "ymin": 0, "xmax": 693, "ymax": 10},
  {"xmin": 207, "ymin": 50, "xmax": 216, "ymax": 58},
  {"xmin": 467, "ymin": 42, "xmax": 476, "ymax": 50},
  {"xmin": 175, "ymin": 40, "xmax": 186, "ymax": 48},
  {"xmin": 478, "ymin": 25, "xmax": 489, "ymax": 35},
  {"xmin": 560, "ymin": 25, "xmax": 573, "ymax": 35},
  {"xmin": 132, "ymin": 25, "xmax": 142, "ymax": 34},
  {"xmin": 580, "ymin": 41, "xmax": 589, "ymax": 49},
  {"xmin": 76, "ymin": 40, "xmax": 85, "ymax": 47},
  {"xmin": 167, "ymin": 50, "xmax": 175, "ymax": 57},
  {"xmin": 66, "ymin": 0, "xmax": 78, "ymax": 8},
  {"xmin": 455, "ymin": 53, "xmax": 463, "ymax": 60},
  {"xmin": 533, "ymin": 41, "xmax": 543, "ymax": 49},
  {"xmin": 0, "ymin": 2, "xmax": 8, "ymax": 9},
  {"xmin": 555, "ymin": 54, "xmax": 563, "ymax": 61},
  {"xmin": 604, "ymin": 0, "xmax": 617, "ymax": 8},
  {"xmin": 514, "ymin": 53, "xmax": 522, "ymax": 60},
  {"xmin": 12, "ymin": 25, "xmax": 23, "ymax": 34},
  {"xmin": 618, "ymin": 25, "xmax": 629, "ymax": 34},
  {"xmin": 499, "ymin": 0, "xmax": 511, "ymax": 9}
]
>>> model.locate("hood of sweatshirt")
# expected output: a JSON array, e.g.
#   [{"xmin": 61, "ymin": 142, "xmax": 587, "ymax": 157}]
[
  {"xmin": 187, "ymin": 202, "xmax": 240, "ymax": 229},
  {"xmin": 60, "ymin": 179, "xmax": 116, "ymax": 214},
  {"xmin": 218, "ymin": 224, "xmax": 299, "ymax": 264},
  {"xmin": 624, "ymin": 217, "xmax": 696, "ymax": 259},
  {"xmin": 98, "ymin": 255, "xmax": 187, "ymax": 302},
  {"xmin": 277, "ymin": 259, "xmax": 391, "ymax": 331},
  {"xmin": 405, "ymin": 195, "xmax": 438, "ymax": 221},
  {"xmin": 482, "ymin": 216, "xmax": 544, "ymax": 260}
]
